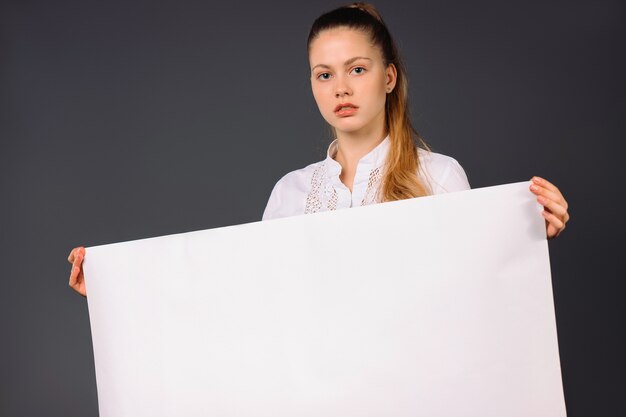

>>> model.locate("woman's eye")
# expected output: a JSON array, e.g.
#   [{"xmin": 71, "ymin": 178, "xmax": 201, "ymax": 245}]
[
  {"xmin": 351, "ymin": 67, "xmax": 366, "ymax": 75},
  {"xmin": 317, "ymin": 73, "xmax": 331, "ymax": 80}
]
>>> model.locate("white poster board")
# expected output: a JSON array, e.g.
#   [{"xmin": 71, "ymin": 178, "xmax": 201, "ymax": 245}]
[{"xmin": 84, "ymin": 182, "xmax": 566, "ymax": 417}]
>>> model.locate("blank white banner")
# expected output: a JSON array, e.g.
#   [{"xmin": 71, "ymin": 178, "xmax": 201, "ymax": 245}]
[{"xmin": 84, "ymin": 182, "xmax": 566, "ymax": 417}]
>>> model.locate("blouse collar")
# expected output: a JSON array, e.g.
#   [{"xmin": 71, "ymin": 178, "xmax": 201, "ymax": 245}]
[{"xmin": 325, "ymin": 135, "xmax": 391, "ymax": 177}]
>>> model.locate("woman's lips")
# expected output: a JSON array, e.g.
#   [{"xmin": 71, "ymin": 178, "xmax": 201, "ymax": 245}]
[{"xmin": 334, "ymin": 103, "xmax": 359, "ymax": 117}]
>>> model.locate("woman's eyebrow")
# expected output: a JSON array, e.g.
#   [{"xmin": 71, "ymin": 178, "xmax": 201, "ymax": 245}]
[{"xmin": 311, "ymin": 56, "xmax": 373, "ymax": 72}]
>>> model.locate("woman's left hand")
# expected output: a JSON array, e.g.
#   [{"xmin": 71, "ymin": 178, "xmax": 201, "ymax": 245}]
[{"xmin": 529, "ymin": 176, "xmax": 569, "ymax": 239}]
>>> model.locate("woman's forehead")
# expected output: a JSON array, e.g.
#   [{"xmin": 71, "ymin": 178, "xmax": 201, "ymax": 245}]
[{"xmin": 309, "ymin": 28, "xmax": 381, "ymax": 66}]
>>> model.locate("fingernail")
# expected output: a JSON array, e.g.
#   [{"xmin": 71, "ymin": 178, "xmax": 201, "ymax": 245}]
[
  {"xmin": 530, "ymin": 184, "xmax": 538, "ymax": 191},
  {"xmin": 537, "ymin": 196, "xmax": 546, "ymax": 204},
  {"xmin": 532, "ymin": 177, "xmax": 542, "ymax": 183}
]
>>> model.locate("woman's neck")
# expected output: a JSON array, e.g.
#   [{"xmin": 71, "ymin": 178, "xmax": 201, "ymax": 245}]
[{"xmin": 333, "ymin": 125, "xmax": 387, "ymax": 192}]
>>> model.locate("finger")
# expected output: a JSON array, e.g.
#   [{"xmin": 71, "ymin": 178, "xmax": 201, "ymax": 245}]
[
  {"xmin": 69, "ymin": 250, "xmax": 85, "ymax": 286},
  {"xmin": 68, "ymin": 248, "xmax": 86, "ymax": 272},
  {"xmin": 531, "ymin": 176, "xmax": 560, "ymax": 194},
  {"xmin": 545, "ymin": 220, "xmax": 562, "ymax": 239},
  {"xmin": 530, "ymin": 184, "xmax": 566, "ymax": 208},
  {"xmin": 68, "ymin": 246, "xmax": 85, "ymax": 263},
  {"xmin": 535, "ymin": 181, "xmax": 568, "ymax": 210},
  {"xmin": 69, "ymin": 264, "xmax": 80, "ymax": 286},
  {"xmin": 542, "ymin": 210, "xmax": 565, "ymax": 238},
  {"xmin": 72, "ymin": 252, "xmax": 82, "ymax": 270},
  {"xmin": 536, "ymin": 195, "xmax": 569, "ymax": 220},
  {"xmin": 546, "ymin": 223, "xmax": 560, "ymax": 239},
  {"xmin": 72, "ymin": 267, "xmax": 86, "ymax": 295},
  {"xmin": 67, "ymin": 248, "xmax": 76, "ymax": 264}
]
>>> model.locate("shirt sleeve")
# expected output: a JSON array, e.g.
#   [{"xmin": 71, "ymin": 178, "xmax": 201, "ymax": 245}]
[
  {"xmin": 438, "ymin": 158, "xmax": 471, "ymax": 193},
  {"xmin": 262, "ymin": 179, "xmax": 283, "ymax": 221},
  {"xmin": 425, "ymin": 154, "xmax": 471, "ymax": 194}
]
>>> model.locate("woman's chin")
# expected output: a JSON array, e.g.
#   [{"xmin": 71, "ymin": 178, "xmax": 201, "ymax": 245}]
[{"xmin": 330, "ymin": 119, "xmax": 366, "ymax": 134}]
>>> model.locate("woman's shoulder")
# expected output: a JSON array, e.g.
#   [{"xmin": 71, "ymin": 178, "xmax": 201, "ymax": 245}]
[
  {"xmin": 417, "ymin": 148, "xmax": 471, "ymax": 194},
  {"xmin": 418, "ymin": 147, "xmax": 460, "ymax": 165},
  {"xmin": 262, "ymin": 159, "xmax": 326, "ymax": 221},
  {"xmin": 272, "ymin": 159, "xmax": 326, "ymax": 189}
]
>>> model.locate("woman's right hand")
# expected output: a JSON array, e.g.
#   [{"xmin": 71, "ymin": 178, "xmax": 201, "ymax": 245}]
[{"xmin": 68, "ymin": 246, "xmax": 87, "ymax": 297}]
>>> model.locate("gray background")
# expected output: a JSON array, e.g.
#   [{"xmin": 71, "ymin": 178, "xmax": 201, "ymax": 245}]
[{"xmin": 1, "ymin": 0, "xmax": 624, "ymax": 416}]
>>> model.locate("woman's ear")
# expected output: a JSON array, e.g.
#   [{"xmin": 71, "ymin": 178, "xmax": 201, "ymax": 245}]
[{"xmin": 385, "ymin": 63, "xmax": 397, "ymax": 93}]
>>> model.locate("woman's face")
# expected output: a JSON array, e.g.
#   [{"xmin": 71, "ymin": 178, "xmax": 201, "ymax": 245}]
[{"xmin": 309, "ymin": 28, "xmax": 396, "ymax": 137}]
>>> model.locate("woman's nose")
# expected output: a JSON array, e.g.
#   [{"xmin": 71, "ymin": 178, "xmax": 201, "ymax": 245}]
[{"xmin": 334, "ymin": 77, "xmax": 352, "ymax": 97}]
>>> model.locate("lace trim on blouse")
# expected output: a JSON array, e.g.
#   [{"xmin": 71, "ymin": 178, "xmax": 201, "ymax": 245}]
[
  {"xmin": 361, "ymin": 166, "xmax": 382, "ymax": 206},
  {"xmin": 304, "ymin": 162, "xmax": 382, "ymax": 214}
]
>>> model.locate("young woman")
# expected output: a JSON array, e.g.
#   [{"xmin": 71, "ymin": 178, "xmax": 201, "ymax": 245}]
[{"xmin": 68, "ymin": 3, "xmax": 569, "ymax": 296}]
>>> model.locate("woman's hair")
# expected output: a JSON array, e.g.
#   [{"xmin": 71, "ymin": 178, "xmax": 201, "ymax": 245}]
[{"xmin": 307, "ymin": 3, "xmax": 430, "ymax": 200}]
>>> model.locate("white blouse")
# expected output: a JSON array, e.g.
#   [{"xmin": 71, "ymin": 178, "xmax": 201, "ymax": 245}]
[{"xmin": 262, "ymin": 136, "xmax": 470, "ymax": 221}]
